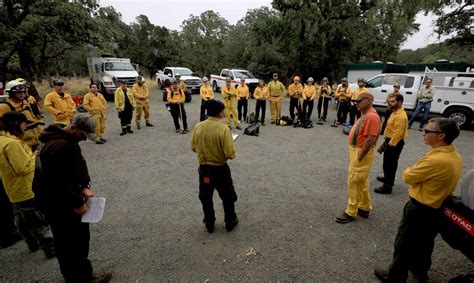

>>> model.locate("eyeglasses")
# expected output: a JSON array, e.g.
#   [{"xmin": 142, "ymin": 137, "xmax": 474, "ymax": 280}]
[
  {"xmin": 352, "ymin": 99, "xmax": 367, "ymax": 104},
  {"xmin": 423, "ymin": 129, "xmax": 442, "ymax": 134}
]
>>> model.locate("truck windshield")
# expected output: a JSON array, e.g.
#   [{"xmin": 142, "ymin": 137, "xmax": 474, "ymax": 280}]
[
  {"xmin": 104, "ymin": 62, "xmax": 135, "ymax": 71},
  {"xmin": 234, "ymin": 70, "xmax": 255, "ymax": 79},
  {"xmin": 173, "ymin": 68, "xmax": 193, "ymax": 76}
]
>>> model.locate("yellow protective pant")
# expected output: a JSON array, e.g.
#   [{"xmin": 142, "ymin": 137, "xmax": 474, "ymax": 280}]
[
  {"xmin": 269, "ymin": 97, "xmax": 281, "ymax": 121},
  {"xmin": 93, "ymin": 114, "xmax": 106, "ymax": 139},
  {"xmin": 135, "ymin": 102, "xmax": 150, "ymax": 125},
  {"xmin": 224, "ymin": 99, "xmax": 240, "ymax": 127},
  {"xmin": 345, "ymin": 146, "xmax": 376, "ymax": 217}
]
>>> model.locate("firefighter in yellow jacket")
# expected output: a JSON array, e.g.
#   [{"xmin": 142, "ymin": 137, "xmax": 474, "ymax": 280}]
[
  {"xmin": 167, "ymin": 79, "xmax": 189, "ymax": 134},
  {"xmin": 133, "ymin": 76, "xmax": 153, "ymax": 129},
  {"xmin": 350, "ymin": 78, "xmax": 369, "ymax": 125},
  {"xmin": 115, "ymin": 79, "xmax": 136, "ymax": 136},
  {"xmin": 267, "ymin": 73, "xmax": 285, "ymax": 124},
  {"xmin": 317, "ymin": 77, "xmax": 332, "ymax": 122},
  {"xmin": 253, "ymin": 80, "xmax": 269, "ymax": 126},
  {"xmin": 0, "ymin": 80, "xmax": 44, "ymax": 150},
  {"xmin": 335, "ymin": 77, "xmax": 353, "ymax": 125},
  {"xmin": 221, "ymin": 77, "xmax": 241, "ymax": 130},
  {"xmin": 44, "ymin": 79, "xmax": 76, "ymax": 125},
  {"xmin": 302, "ymin": 77, "xmax": 317, "ymax": 120},
  {"xmin": 83, "ymin": 83, "xmax": 107, "ymax": 144},
  {"xmin": 200, "ymin": 77, "xmax": 214, "ymax": 121},
  {"xmin": 288, "ymin": 76, "xmax": 304, "ymax": 121}
]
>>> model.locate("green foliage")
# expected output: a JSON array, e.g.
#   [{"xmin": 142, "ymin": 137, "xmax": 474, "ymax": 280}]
[{"xmin": 397, "ymin": 42, "xmax": 474, "ymax": 64}]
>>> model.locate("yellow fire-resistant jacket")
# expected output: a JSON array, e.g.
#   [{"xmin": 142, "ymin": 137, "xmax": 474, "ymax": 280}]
[
  {"xmin": 200, "ymin": 85, "xmax": 214, "ymax": 100},
  {"xmin": 44, "ymin": 91, "xmax": 77, "ymax": 124},
  {"xmin": 115, "ymin": 87, "xmax": 136, "ymax": 111},
  {"xmin": 267, "ymin": 80, "xmax": 286, "ymax": 97},
  {"xmin": 178, "ymin": 80, "xmax": 187, "ymax": 93},
  {"xmin": 221, "ymin": 85, "xmax": 237, "ymax": 105},
  {"xmin": 236, "ymin": 84, "xmax": 250, "ymax": 99},
  {"xmin": 132, "ymin": 83, "xmax": 149, "ymax": 104},
  {"xmin": 288, "ymin": 83, "xmax": 303, "ymax": 98},
  {"xmin": 319, "ymin": 84, "xmax": 332, "ymax": 97},
  {"xmin": 254, "ymin": 86, "xmax": 269, "ymax": 100},
  {"xmin": 303, "ymin": 84, "xmax": 317, "ymax": 100},
  {"xmin": 167, "ymin": 88, "xmax": 185, "ymax": 104},
  {"xmin": 384, "ymin": 107, "xmax": 408, "ymax": 147},
  {"xmin": 0, "ymin": 98, "xmax": 43, "ymax": 148},
  {"xmin": 352, "ymin": 87, "xmax": 369, "ymax": 100},
  {"xmin": 191, "ymin": 117, "xmax": 235, "ymax": 166},
  {"xmin": 0, "ymin": 131, "xmax": 35, "ymax": 203},
  {"xmin": 335, "ymin": 86, "xmax": 353, "ymax": 101},
  {"xmin": 83, "ymin": 92, "xmax": 107, "ymax": 117},
  {"xmin": 405, "ymin": 144, "xmax": 462, "ymax": 209}
]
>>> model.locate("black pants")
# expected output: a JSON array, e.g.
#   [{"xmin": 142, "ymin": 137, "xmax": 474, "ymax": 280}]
[
  {"xmin": 237, "ymin": 98, "xmax": 248, "ymax": 121},
  {"xmin": 198, "ymin": 164, "xmax": 237, "ymax": 223},
  {"xmin": 289, "ymin": 97, "xmax": 301, "ymax": 120},
  {"xmin": 118, "ymin": 107, "xmax": 133, "ymax": 128},
  {"xmin": 382, "ymin": 138, "xmax": 405, "ymax": 190},
  {"xmin": 349, "ymin": 104, "xmax": 361, "ymax": 125},
  {"xmin": 302, "ymin": 99, "xmax": 314, "ymax": 120},
  {"xmin": 47, "ymin": 210, "xmax": 92, "ymax": 282},
  {"xmin": 255, "ymin": 100, "xmax": 266, "ymax": 123},
  {"xmin": 381, "ymin": 109, "xmax": 393, "ymax": 134},
  {"xmin": 388, "ymin": 198, "xmax": 442, "ymax": 282},
  {"xmin": 337, "ymin": 100, "xmax": 350, "ymax": 124},
  {"xmin": 0, "ymin": 182, "xmax": 19, "ymax": 245},
  {"xmin": 170, "ymin": 103, "xmax": 188, "ymax": 130},
  {"xmin": 317, "ymin": 96, "xmax": 329, "ymax": 119},
  {"xmin": 200, "ymin": 100, "xmax": 209, "ymax": 121}
]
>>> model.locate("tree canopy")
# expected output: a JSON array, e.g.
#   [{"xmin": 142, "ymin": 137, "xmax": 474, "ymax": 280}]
[{"xmin": 0, "ymin": 0, "xmax": 471, "ymax": 87}]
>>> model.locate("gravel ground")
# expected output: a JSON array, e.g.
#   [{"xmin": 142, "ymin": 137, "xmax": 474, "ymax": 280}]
[{"xmin": 1, "ymin": 90, "xmax": 473, "ymax": 282}]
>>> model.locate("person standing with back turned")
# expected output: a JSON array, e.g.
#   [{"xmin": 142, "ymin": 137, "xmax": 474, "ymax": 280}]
[{"xmin": 191, "ymin": 99, "xmax": 239, "ymax": 233}]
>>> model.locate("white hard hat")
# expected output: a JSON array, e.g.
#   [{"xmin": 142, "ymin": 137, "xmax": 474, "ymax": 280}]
[
  {"xmin": 307, "ymin": 77, "xmax": 314, "ymax": 82},
  {"xmin": 174, "ymin": 73, "xmax": 181, "ymax": 77},
  {"xmin": 5, "ymin": 80, "xmax": 26, "ymax": 94},
  {"xmin": 202, "ymin": 76, "xmax": 208, "ymax": 82}
]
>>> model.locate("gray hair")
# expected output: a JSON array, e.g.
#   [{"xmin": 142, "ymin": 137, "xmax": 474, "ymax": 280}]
[{"xmin": 71, "ymin": 113, "xmax": 96, "ymax": 139}]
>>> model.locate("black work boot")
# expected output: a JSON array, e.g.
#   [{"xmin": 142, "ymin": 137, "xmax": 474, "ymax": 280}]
[
  {"xmin": 120, "ymin": 129, "xmax": 127, "ymax": 136},
  {"xmin": 225, "ymin": 217, "xmax": 239, "ymax": 232},
  {"xmin": 126, "ymin": 126, "xmax": 134, "ymax": 134},
  {"xmin": 203, "ymin": 219, "xmax": 215, "ymax": 233},
  {"xmin": 374, "ymin": 186, "xmax": 392, "ymax": 194}
]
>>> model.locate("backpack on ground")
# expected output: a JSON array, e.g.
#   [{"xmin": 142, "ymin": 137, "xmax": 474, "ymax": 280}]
[
  {"xmin": 244, "ymin": 123, "xmax": 259, "ymax": 136},
  {"xmin": 301, "ymin": 119, "xmax": 313, "ymax": 129},
  {"xmin": 247, "ymin": 112, "xmax": 257, "ymax": 124}
]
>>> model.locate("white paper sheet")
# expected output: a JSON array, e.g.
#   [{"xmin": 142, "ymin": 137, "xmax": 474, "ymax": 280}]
[
  {"xmin": 232, "ymin": 134, "xmax": 239, "ymax": 141},
  {"xmin": 81, "ymin": 197, "xmax": 106, "ymax": 223}
]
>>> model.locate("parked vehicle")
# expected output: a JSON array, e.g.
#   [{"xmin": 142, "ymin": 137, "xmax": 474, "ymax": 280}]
[
  {"xmin": 88, "ymin": 56, "xmax": 139, "ymax": 100},
  {"xmin": 210, "ymin": 69, "xmax": 259, "ymax": 94},
  {"xmin": 156, "ymin": 67, "xmax": 201, "ymax": 95},
  {"xmin": 351, "ymin": 70, "xmax": 474, "ymax": 129}
]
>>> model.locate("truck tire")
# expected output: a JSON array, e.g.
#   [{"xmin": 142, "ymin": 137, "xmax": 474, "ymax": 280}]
[
  {"xmin": 212, "ymin": 81, "xmax": 218, "ymax": 92},
  {"xmin": 444, "ymin": 107, "xmax": 472, "ymax": 129}
]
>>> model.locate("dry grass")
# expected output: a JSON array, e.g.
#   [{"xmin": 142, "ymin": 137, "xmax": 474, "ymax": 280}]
[{"xmin": 33, "ymin": 76, "xmax": 159, "ymax": 99}]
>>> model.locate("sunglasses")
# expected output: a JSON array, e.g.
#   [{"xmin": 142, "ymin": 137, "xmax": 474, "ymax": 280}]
[
  {"xmin": 352, "ymin": 99, "xmax": 367, "ymax": 104},
  {"xmin": 423, "ymin": 129, "xmax": 443, "ymax": 134}
]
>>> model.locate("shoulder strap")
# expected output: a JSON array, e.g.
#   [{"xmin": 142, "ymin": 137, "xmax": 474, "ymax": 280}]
[
  {"xmin": 352, "ymin": 117, "xmax": 366, "ymax": 146},
  {"xmin": 1, "ymin": 101, "xmax": 16, "ymax": 111}
]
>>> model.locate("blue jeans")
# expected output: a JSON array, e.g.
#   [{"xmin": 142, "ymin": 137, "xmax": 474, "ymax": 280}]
[{"xmin": 409, "ymin": 102, "xmax": 431, "ymax": 128}]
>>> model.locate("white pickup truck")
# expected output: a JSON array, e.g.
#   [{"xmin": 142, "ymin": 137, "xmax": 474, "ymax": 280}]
[
  {"xmin": 353, "ymin": 71, "xmax": 474, "ymax": 129},
  {"xmin": 211, "ymin": 69, "xmax": 259, "ymax": 94},
  {"xmin": 155, "ymin": 67, "xmax": 202, "ymax": 94}
]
